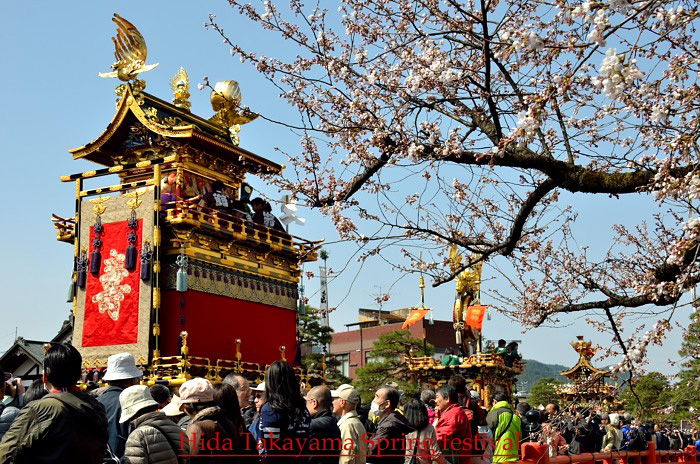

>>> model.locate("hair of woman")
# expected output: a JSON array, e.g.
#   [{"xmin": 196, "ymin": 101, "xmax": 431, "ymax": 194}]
[
  {"xmin": 265, "ymin": 361, "xmax": 306, "ymax": 417},
  {"xmin": 214, "ymin": 383, "xmax": 246, "ymax": 434},
  {"xmin": 404, "ymin": 398, "xmax": 429, "ymax": 431}
]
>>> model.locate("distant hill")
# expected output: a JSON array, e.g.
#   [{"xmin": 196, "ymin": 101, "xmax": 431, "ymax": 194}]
[{"xmin": 518, "ymin": 359, "xmax": 568, "ymax": 390}]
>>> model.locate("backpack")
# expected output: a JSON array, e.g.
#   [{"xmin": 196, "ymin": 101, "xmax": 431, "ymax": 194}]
[{"xmin": 627, "ymin": 427, "xmax": 648, "ymax": 451}]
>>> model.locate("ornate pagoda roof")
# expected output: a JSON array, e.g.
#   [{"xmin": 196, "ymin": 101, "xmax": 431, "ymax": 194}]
[
  {"xmin": 560, "ymin": 335, "xmax": 608, "ymax": 378},
  {"xmin": 69, "ymin": 84, "xmax": 281, "ymax": 175}
]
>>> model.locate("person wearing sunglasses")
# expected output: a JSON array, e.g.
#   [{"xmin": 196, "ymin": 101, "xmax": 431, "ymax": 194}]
[{"xmin": 248, "ymin": 382, "xmax": 266, "ymax": 441}]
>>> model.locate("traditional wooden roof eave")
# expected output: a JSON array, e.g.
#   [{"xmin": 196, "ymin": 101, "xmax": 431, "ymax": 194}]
[
  {"xmin": 68, "ymin": 85, "xmax": 282, "ymax": 175},
  {"xmin": 560, "ymin": 354, "xmax": 608, "ymax": 377},
  {"xmin": 0, "ymin": 339, "xmax": 47, "ymax": 367}
]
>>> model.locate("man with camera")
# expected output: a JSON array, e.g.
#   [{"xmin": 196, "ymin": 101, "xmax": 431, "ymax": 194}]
[{"xmin": 0, "ymin": 368, "xmax": 24, "ymax": 440}]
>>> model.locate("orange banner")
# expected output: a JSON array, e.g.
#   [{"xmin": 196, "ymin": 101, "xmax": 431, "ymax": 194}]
[
  {"xmin": 465, "ymin": 305, "xmax": 487, "ymax": 331},
  {"xmin": 402, "ymin": 309, "xmax": 429, "ymax": 329}
]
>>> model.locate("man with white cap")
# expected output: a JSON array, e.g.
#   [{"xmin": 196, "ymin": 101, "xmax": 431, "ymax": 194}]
[
  {"xmin": 119, "ymin": 385, "xmax": 189, "ymax": 464},
  {"xmin": 332, "ymin": 384, "xmax": 367, "ymax": 464},
  {"xmin": 98, "ymin": 352, "xmax": 143, "ymax": 462}
]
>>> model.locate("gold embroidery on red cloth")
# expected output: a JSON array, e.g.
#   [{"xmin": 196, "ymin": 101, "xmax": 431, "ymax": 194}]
[{"xmin": 92, "ymin": 249, "xmax": 132, "ymax": 321}]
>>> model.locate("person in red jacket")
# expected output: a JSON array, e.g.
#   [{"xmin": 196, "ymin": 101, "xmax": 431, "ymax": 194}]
[{"xmin": 434, "ymin": 385, "xmax": 472, "ymax": 464}]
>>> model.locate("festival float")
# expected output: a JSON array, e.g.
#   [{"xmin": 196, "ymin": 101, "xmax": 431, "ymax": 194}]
[
  {"xmin": 51, "ymin": 14, "xmax": 321, "ymax": 386},
  {"xmin": 557, "ymin": 336, "xmax": 619, "ymax": 407},
  {"xmin": 404, "ymin": 247, "xmax": 524, "ymax": 405}
]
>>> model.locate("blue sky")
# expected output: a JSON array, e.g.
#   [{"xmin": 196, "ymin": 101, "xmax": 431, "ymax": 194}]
[{"xmin": 0, "ymin": 1, "xmax": 690, "ymax": 376}]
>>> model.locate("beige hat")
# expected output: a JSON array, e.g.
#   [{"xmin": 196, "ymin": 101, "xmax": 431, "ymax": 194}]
[
  {"xmin": 161, "ymin": 394, "xmax": 184, "ymax": 417},
  {"xmin": 103, "ymin": 353, "xmax": 143, "ymax": 382},
  {"xmin": 119, "ymin": 385, "xmax": 158, "ymax": 423},
  {"xmin": 252, "ymin": 381, "xmax": 265, "ymax": 392},
  {"xmin": 331, "ymin": 384, "xmax": 361, "ymax": 405},
  {"xmin": 179, "ymin": 378, "xmax": 214, "ymax": 404}
]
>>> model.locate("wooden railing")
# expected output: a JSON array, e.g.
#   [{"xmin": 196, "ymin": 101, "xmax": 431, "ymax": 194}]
[
  {"xmin": 518, "ymin": 441, "xmax": 697, "ymax": 464},
  {"xmin": 164, "ymin": 198, "xmax": 320, "ymax": 260},
  {"xmin": 406, "ymin": 353, "xmax": 525, "ymax": 373}
]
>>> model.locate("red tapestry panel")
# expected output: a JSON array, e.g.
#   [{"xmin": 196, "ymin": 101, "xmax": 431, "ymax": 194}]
[
  {"xmin": 160, "ymin": 289, "xmax": 298, "ymax": 366},
  {"xmin": 82, "ymin": 220, "xmax": 143, "ymax": 347}
]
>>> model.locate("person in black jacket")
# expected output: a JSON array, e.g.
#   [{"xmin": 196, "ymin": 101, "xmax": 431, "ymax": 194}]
[
  {"xmin": 655, "ymin": 424, "xmax": 670, "ymax": 451},
  {"xmin": 305, "ymin": 385, "xmax": 341, "ymax": 464},
  {"xmin": 366, "ymin": 385, "xmax": 415, "ymax": 464},
  {"xmin": 0, "ymin": 343, "xmax": 108, "ymax": 464}
]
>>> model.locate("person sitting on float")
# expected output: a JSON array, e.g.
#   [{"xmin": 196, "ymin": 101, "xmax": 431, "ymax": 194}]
[
  {"xmin": 506, "ymin": 342, "xmax": 522, "ymax": 367},
  {"xmin": 160, "ymin": 173, "xmax": 177, "ymax": 209},
  {"xmin": 230, "ymin": 199, "xmax": 253, "ymax": 222},
  {"xmin": 494, "ymin": 339, "xmax": 508, "ymax": 364},
  {"xmin": 441, "ymin": 348, "xmax": 461, "ymax": 367},
  {"xmin": 199, "ymin": 180, "xmax": 231, "ymax": 214},
  {"xmin": 250, "ymin": 197, "xmax": 286, "ymax": 232},
  {"xmin": 495, "ymin": 340, "xmax": 507, "ymax": 355}
]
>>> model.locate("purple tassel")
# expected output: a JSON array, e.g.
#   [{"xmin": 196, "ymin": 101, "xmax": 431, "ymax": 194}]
[
  {"xmin": 125, "ymin": 245, "xmax": 137, "ymax": 271},
  {"xmin": 77, "ymin": 271, "xmax": 86, "ymax": 289},
  {"xmin": 90, "ymin": 250, "xmax": 101, "ymax": 274},
  {"xmin": 140, "ymin": 257, "xmax": 151, "ymax": 281},
  {"xmin": 140, "ymin": 242, "xmax": 152, "ymax": 281}
]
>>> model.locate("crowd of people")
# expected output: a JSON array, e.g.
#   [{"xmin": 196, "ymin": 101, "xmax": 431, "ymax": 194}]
[
  {"xmin": 1, "ymin": 344, "xmax": 700, "ymax": 464},
  {"xmin": 517, "ymin": 402, "xmax": 700, "ymax": 457}
]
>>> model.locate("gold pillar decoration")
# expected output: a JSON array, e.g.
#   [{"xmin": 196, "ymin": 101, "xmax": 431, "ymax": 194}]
[
  {"xmin": 280, "ymin": 345, "xmax": 286, "ymax": 362},
  {"xmin": 180, "ymin": 331, "xmax": 189, "ymax": 356},
  {"xmin": 152, "ymin": 164, "xmax": 162, "ymax": 366},
  {"xmin": 235, "ymin": 338, "xmax": 242, "ymax": 373},
  {"xmin": 179, "ymin": 331, "xmax": 189, "ymax": 379}
]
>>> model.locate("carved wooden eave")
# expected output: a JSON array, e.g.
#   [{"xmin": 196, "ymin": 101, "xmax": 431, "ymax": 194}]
[
  {"xmin": 69, "ymin": 85, "xmax": 281, "ymax": 175},
  {"xmin": 560, "ymin": 353, "xmax": 608, "ymax": 378}
]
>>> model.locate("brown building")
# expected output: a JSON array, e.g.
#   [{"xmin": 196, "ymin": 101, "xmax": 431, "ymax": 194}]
[{"xmin": 330, "ymin": 308, "xmax": 459, "ymax": 379}]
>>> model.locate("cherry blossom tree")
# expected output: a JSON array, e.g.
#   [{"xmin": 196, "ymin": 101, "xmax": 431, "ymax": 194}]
[{"xmin": 208, "ymin": 0, "xmax": 700, "ymax": 371}]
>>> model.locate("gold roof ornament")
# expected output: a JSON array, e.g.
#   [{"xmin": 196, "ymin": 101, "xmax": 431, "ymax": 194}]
[
  {"xmin": 449, "ymin": 245, "xmax": 483, "ymax": 297},
  {"xmin": 209, "ymin": 81, "xmax": 259, "ymax": 146},
  {"xmin": 560, "ymin": 336, "xmax": 607, "ymax": 378},
  {"xmin": 98, "ymin": 14, "xmax": 159, "ymax": 82},
  {"xmin": 571, "ymin": 335, "xmax": 597, "ymax": 359},
  {"xmin": 170, "ymin": 67, "xmax": 191, "ymax": 111}
]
